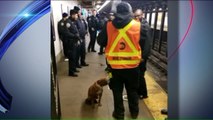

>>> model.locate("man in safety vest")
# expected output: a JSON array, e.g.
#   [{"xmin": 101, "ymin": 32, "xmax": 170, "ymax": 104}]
[{"xmin": 97, "ymin": 2, "xmax": 150, "ymax": 119}]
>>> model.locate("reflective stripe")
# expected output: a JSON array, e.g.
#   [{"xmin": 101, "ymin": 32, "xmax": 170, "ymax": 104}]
[
  {"xmin": 107, "ymin": 56, "xmax": 141, "ymax": 60},
  {"xmin": 108, "ymin": 60, "xmax": 141, "ymax": 65}
]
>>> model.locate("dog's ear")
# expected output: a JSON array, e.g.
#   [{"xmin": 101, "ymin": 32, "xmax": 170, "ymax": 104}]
[{"xmin": 97, "ymin": 78, "xmax": 108, "ymax": 86}]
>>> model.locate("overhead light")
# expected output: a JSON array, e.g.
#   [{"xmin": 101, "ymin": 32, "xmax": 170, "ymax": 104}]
[
  {"xmin": 96, "ymin": 5, "xmax": 101, "ymax": 9},
  {"xmin": 97, "ymin": 0, "xmax": 110, "ymax": 12}
]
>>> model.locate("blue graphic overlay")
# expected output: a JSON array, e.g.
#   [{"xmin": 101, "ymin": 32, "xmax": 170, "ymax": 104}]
[
  {"xmin": 0, "ymin": 0, "xmax": 50, "ymax": 114},
  {"xmin": 0, "ymin": 78, "xmax": 12, "ymax": 113},
  {"xmin": 0, "ymin": 0, "xmax": 50, "ymax": 60}
]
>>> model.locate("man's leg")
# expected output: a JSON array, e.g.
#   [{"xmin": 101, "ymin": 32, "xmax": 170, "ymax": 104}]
[
  {"xmin": 98, "ymin": 45, "xmax": 104, "ymax": 55},
  {"xmin": 68, "ymin": 47, "xmax": 78, "ymax": 77},
  {"xmin": 75, "ymin": 44, "xmax": 81, "ymax": 68},
  {"xmin": 91, "ymin": 31, "xmax": 97, "ymax": 52},
  {"xmin": 80, "ymin": 40, "xmax": 88, "ymax": 66},
  {"xmin": 124, "ymin": 68, "xmax": 140, "ymax": 119},
  {"xmin": 62, "ymin": 40, "xmax": 68, "ymax": 58},
  {"xmin": 138, "ymin": 60, "xmax": 148, "ymax": 98},
  {"xmin": 88, "ymin": 31, "xmax": 92, "ymax": 52},
  {"xmin": 110, "ymin": 70, "xmax": 125, "ymax": 119}
]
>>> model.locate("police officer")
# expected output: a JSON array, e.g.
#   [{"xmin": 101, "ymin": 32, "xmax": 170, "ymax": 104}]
[
  {"xmin": 58, "ymin": 12, "xmax": 69, "ymax": 61},
  {"xmin": 87, "ymin": 9, "xmax": 99, "ymax": 52},
  {"xmin": 134, "ymin": 9, "xmax": 152, "ymax": 99},
  {"xmin": 98, "ymin": 2, "xmax": 150, "ymax": 119},
  {"xmin": 74, "ymin": 6, "xmax": 89, "ymax": 66},
  {"xmin": 65, "ymin": 10, "xmax": 81, "ymax": 77}
]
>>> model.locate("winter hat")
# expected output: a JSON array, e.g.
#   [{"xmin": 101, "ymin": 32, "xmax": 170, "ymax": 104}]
[
  {"xmin": 70, "ymin": 9, "xmax": 77, "ymax": 15},
  {"xmin": 116, "ymin": 2, "xmax": 132, "ymax": 15},
  {"xmin": 74, "ymin": 6, "xmax": 80, "ymax": 12},
  {"xmin": 62, "ymin": 12, "xmax": 68, "ymax": 18}
]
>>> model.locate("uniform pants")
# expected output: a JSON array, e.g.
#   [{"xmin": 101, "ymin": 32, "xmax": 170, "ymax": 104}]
[
  {"xmin": 138, "ymin": 60, "xmax": 148, "ymax": 96},
  {"xmin": 68, "ymin": 44, "xmax": 77, "ymax": 74},
  {"xmin": 109, "ymin": 67, "xmax": 140, "ymax": 117},
  {"xmin": 88, "ymin": 31, "xmax": 97, "ymax": 51},
  {"xmin": 75, "ymin": 43, "xmax": 81, "ymax": 67},
  {"xmin": 80, "ymin": 39, "xmax": 86, "ymax": 64},
  {"xmin": 99, "ymin": 45, "xmax": 104, "ymax": 54},
  {"xmin": 62, "ymin": 39, "xmax": 68, "ymax": 58}
]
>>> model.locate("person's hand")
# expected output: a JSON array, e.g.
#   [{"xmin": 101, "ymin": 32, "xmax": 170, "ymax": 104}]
[
  {"xmin": 91, "ymin": 28, "xmax": 95, "ymax": 31},
  {"xmin": 76, "ymin": 33, "xmax": 80, "ymax": 37},
  {"xmin": 75, "ymin": 34, "xmax": 80, "ymax": 40},
  {"xmin": 77, "ymin": 40, "xmax": 80, "ymax": 45}
]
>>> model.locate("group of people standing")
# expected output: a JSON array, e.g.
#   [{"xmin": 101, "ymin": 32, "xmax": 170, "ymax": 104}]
[
  {"xmin": 58, "ymin": 6, "xmax": 89, "ymax": 77},
  {"xmin": 58, "ymin": 6, "xmax": 116, "ymax": 77},
  {"xmin": 58, "ymin": 2, "xmax": 152, "ymax": 120}
]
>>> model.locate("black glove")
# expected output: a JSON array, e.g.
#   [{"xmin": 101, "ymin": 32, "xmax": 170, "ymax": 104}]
[{"xmin": 75, "ymin": 33, "xmax": 81, "ymax": 40}]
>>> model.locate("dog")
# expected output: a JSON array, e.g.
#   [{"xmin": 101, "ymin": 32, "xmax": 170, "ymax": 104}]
[{"xmin": 85, "ymin": 78, "xmax": 109, "ymax": 107}]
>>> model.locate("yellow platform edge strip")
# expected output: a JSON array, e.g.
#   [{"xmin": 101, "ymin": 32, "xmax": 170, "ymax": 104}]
[{"xmin": 143, "ymin": 72, "xmax": 168, "ymax": 120}]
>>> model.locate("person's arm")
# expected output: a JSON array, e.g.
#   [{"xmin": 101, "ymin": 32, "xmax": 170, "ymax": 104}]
[
  {"xmin": 65, "ymin": 22, "xmax": 80, "ymax": 40},
  {"xmin": 57, "ymin": 21, "xmax": 63, "ymax": 40},
  {"xmin": 140, "ymin": 23, "xmax": 152, "ymax": 60},
  {"xmin": 97, "ymin": 22, "xmax": 108, "ymax": 47}
]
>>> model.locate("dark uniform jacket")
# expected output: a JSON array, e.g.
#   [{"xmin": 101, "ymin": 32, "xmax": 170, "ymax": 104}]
[
  {"xmin": 65, "ymin": 17, "xmax": 80, "ymax": 49},
  {"xmin": 87, "ymin": 15, "xmax": 99, "ymax": 32},
  {"xmin": 76, "ymin": 18, "xmax": 87, "ymax": 39},
  {"xmin": 57, "ymin": 19, "xmax": 67, "ymax": 42},
  {"xmin": 140, "ymin": 18, "xmax": 152, "ymax": 60}
]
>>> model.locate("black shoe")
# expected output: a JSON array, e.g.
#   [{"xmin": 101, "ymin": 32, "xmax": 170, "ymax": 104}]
[
  {"xmin": 74, "ymin": 69, "xmax": 80, "ymax": 73},
  {"xmin": 98, "ymin": 52, "xmax": 103, "ymax": 55},
  {"xmin": 91, "ymin": 50, "xmax": 96, "ymax": 52},
  {"xmin": 69, "ymin": 73, "xmax": 78, "ymax": 77},
  {"xmin": 139, "ymin": 95, "xmax": 148, "ymax": 99},
  {"xmin": 131, "ymin": 113, "xmax": 138, "ymax": 119},
  {"xmin": 88, "ymin": 49, "xmax": 90, "ymax": 52},
  {"xmin": 81, "ymin": 63, "xmax": 89, "ymax": 66},
  {"xmin": 76, "ymin": 65, "xmax": 82, "ymax": 68},
  {"xmin": 112, "ymin": 112, "xmax": 124, "ymax": 120},
  {"xmin": 161, "ymin": 109, "xmax": 168, "ymax": 115}
]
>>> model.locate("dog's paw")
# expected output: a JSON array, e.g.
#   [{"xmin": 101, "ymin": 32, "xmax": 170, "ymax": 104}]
[{"xmin": 98, "ymin": 103, "xmax": 102, "ymax": 106}]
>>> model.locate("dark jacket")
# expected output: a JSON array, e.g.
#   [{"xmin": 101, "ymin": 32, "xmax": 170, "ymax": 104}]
[
  {"xmin": 57, "ymin": 19, "xmax": 67, "ymax": 42},
  {"xmin": 140, "ymin": 18, "xmax": 152, "ymax": 60},
  {"xmin": 76, "ymin": 18, "xmax": 87, "ymax": 39},
  {"xmin": 65, "ymin": 17, "xmax": 80, "ymax": 48},
  {"xmin": 98, "ymin": 16, "xmax": 108, "ymax": 31},
  {"xmin": 87, "ymin": 15, "xmax": 99, "ymax": 32},
  {"xmin": 97, "ymin": 13, "xmax": 150, "ymax": 60}
]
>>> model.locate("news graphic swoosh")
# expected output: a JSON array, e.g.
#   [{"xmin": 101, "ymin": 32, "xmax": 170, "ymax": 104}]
[
  {"xmin": 168, "ymin": 0, "xmax": 194, "ymax": 61},
  {"xmin": 0, "ymin": 0, "xmax": 50, "ymax": 113}
]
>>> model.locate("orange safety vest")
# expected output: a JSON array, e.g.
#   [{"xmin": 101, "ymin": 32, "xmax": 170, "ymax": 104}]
[{"xmin": 105, "ymin": 19, "xmax": 142, "ymax": 69}]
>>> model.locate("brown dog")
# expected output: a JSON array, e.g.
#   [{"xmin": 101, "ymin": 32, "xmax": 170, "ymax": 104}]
[{"xmin": 85, "ymin": 78, "xmax": 109, "ymax": 107}]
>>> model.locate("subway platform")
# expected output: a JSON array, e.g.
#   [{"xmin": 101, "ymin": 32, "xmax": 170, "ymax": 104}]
[{"xmin": 56, "ymin": 39, "xmax": 167, "ymax": 120}]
